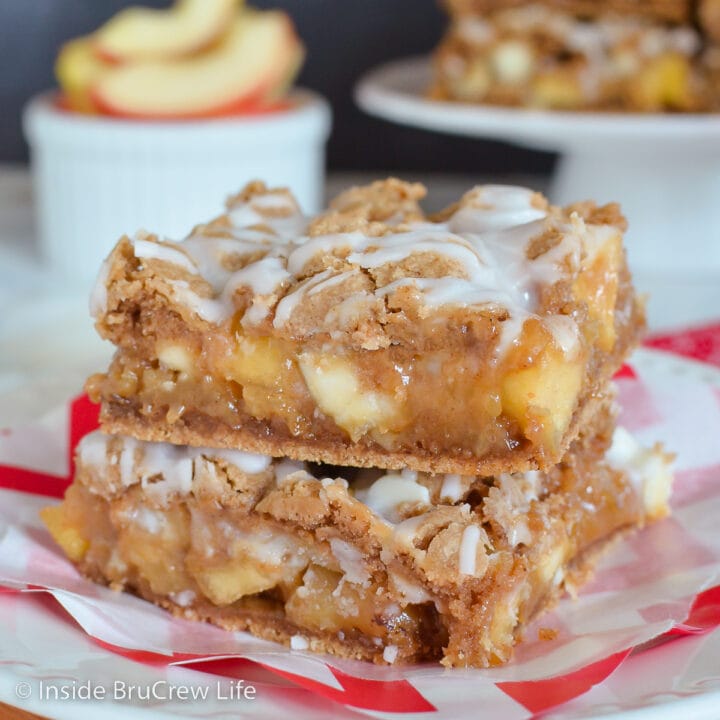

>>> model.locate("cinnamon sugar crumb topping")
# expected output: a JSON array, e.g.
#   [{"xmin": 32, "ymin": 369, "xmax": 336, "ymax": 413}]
[{"xmin": 93, "ymin": 178, "xmax": 628, "ymax": 357}]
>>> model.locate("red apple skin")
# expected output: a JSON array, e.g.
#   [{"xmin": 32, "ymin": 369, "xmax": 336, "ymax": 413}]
[
  {"xmin": 92, "ymin": 44, "xmax": 129, "ymax": 66},
  {"xmin": 90, "ymin": 93, "xmax": 293, "ymax": 120},
  {"xmin": 90, "ymin": 15, "xmax": 304, "ymax": 121},
  {"xmin": 90, "ymin": 81, "xmax": 266, "ymax": 119}
]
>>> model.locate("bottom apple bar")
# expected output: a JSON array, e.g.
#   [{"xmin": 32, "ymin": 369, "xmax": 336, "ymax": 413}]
[{"xmin": 42, "ymin": 428, "xmax": 672, "ymax": 667}]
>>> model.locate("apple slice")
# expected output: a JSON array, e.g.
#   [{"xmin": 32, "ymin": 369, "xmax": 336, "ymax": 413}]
[
  {"xmin": 92, "ymin": 10, "xmax": 303, "ymax": 119},
  {"xmin": 94, "ymin": 0, "xmax": 239, "ymax": 63},
  {"xmin": 55, "ymin": 36, "xmax": 114, "ymax": 113}
]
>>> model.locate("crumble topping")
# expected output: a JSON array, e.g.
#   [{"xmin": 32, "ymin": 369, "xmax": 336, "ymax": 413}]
[{"xmin": 92, "ymin": 179, "xmax": 625, "ymax": 356}]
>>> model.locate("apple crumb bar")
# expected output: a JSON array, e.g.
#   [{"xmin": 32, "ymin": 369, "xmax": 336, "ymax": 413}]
[
  {"xmin": 431, "ymin": 0, "xmax": 719, "ymax": 111},
  {"xmin": 42, "ymin": 422, "xmax": 672, "ymax": 668},
  {"xmin": 87, "ymin": 179, "xmax": 644, "ymax": 476}
]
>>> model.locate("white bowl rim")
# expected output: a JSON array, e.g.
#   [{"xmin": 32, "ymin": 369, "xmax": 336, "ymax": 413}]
[{"xmin": 23, "ymin": 87, "xmax": 332, "ymax": 143}]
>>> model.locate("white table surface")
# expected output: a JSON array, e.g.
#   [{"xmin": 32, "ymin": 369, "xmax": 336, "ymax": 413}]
[{"xmin": 2, "ymin": 164, "xmax": 719, "ymax": 425}]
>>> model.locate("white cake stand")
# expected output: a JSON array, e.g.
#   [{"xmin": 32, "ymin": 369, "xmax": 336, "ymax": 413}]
[{"xmin": 355, "ymin": 57, "xmax": 720, "ymax": 274}]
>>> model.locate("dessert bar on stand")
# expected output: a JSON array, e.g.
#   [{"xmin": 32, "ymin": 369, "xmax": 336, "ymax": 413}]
[
  {"xmin": 44, "ymin": 178, "xmax": 673, "ymax": 667},
  {"xmin": 431, "ymin": 0, "xmax": 720, "ymax": 111},
  {"xmin": 356, "ymin": 1, "xmax": 720, "ymax": 275}
]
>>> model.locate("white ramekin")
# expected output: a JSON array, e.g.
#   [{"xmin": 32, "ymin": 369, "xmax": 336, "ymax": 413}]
[{"xmin": 23, "ymin": 90, "xmax": 332, "ymax": 284}]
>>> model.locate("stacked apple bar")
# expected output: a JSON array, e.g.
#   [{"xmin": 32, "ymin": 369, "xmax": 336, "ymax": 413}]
[
  {"xmin": 43, "ymin": 179, "xmax": 673, "ymax": 666},
  {"xmin": 431, "ymin": 0, "xmax": 720, "ymax": 111}
]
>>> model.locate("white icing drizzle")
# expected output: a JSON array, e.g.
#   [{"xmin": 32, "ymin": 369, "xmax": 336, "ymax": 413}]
[
  {"xmin": 494, "ymin": 312, "xmax": 527, "ymax": 359},
  {"xmin": 383, "ymin": 645, "xmax": 399, "ymax": 664},
  {"xmin": 272, "ymin": 269, "xmax": 337, "ymax": 328},
  {"xmin": 78, "ymin": 432, "xmax": 110, "ymax": 471},
  {"xmin": 376, "ymin": 276, "xmax": 516, "ymax": 314},
  {"xmin": 133, "ymin": 237, "xmax": 198, "ymax": 274},
  {"xmin": 227, "ymin": 190, "xmax": 306, "ymax": 239},
  {"xmin": 490, "ymin": 472, "xmax": 540, "ymax": 547},
  {"xmin": 458, "ymin": 525, "xmax": 481, "ymax": 576},
  {"xmin": 290, "ymin": 635, "xmax": 309, "ymax": 650},
  {"xmin": 78, "ymin": 432, "xmax": 271, "ymax": 500},
  {"xmin": 230, "ymin": 255, "xmax": 291, "ymax": 296},
  {"xmin": 138, "ymin": 443, "xmax": 194, "ymax": 499},
  {"xmin": 521, "ymin": 470, "xmax": 540, "ymax": 503},
  {"xmin": 170, "ymin": 590, "xmax": 196, "ymax": 607},
  {"xmin": 330, "ymin": 538, "xmax": 370, "ymax": 586},
  {"xmin": 544, "ymin": 314, "xmax": 581, "ymax": 357},
  {"xmin": 495, "ymin": 4, "xmax": 700, "ymax": 59},
  {"xmin": 355, "ymin": 472, "xmax": 431, "ymax": 524},
  {"xmin": 182, "ymin": 235, "xmax": 269, "ymax": 289},
  {"xmin": 508, "ymin": 518, "xmax": 532, "ymax": 547},
  {"xmin": 390, "ymin": 572, "xmax": 433, "ymax": 603},
  {"xmin": 133, "ymin": 507, "xmax": 165, "ymax": 534},
  {"xmin": 323, "ymin": 291, "xmax": 375, "ymax": 330},
  {"xmin": 449, "ymin": 5, "xmax": 701, "ymax": 110},
  {"xmin": 274, "ymin": 459, "xmax": 307, "ymax": 485},
  {"xmin": 346, "ymin": 229, "xmax": 484, "ymax": 272},
  {"xmin": 392, "ymin": 514, "xmax": 428, "ymax": 547},
  {"xmin": 92, "ymin": 184, "xmax": 607, "ymax": 355},
  {"xmin": 167, "ymin": 280, "xmax": 229, "ymax": 324},
  {"xmin": 448, "ymin": 186, "xmax": 546, "ymax": 232},
  {"xmin": 440, "ymin": 474, "xmax": 465, "ymax": 503},
  {"xmin": 169, "ymin": 255, "xmax": 292, "ymax": 325},
  {"xmin": 119, "ymin": 437, "xmax": 139, "ymax": 488},
  {"xmin": 197, "ymin": 447, "xmax": 271, "ymax": 474},
  {"xmin": 285, "ymin": 231, "xmax": 364, "ymax": 276},
  {"xmin": 231, "ymin": 527, "xmax": 297, "ymax": 566}
]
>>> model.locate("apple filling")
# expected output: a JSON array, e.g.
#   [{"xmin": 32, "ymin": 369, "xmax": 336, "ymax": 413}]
[
  {"xmin": 42, "ymin": 484, "xmax": 437, "ymax": 653},
  {"xmin": 92, "ymin": 314, "xmax": 591, "ymax": 464}
]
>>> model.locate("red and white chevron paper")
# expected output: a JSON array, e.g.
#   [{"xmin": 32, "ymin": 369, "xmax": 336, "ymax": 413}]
[{"xmin": 2, "ymin": 327, "xmax": 720, "ymax": 719}]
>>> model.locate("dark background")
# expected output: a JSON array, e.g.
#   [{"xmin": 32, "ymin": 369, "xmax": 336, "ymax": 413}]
[{"xmin": 0, "ymin": 0, "xmax": 554, "ymax": 173}]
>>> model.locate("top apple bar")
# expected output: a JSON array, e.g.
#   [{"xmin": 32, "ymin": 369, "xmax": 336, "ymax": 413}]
[
  {"xmin": 443, "ymin": 0, "xmax": 693, "ymax": 23},
  {"xmin": 87, "ymin": 179, "xmax": 644, "ymax": 475}
]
